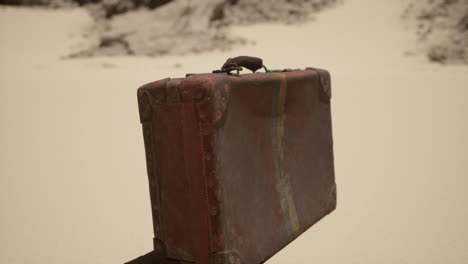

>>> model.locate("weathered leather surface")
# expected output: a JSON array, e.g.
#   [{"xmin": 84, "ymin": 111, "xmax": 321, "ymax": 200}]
[{"xmin": 137, "ymin": 69, "xmax": 336, "ymax": 264}]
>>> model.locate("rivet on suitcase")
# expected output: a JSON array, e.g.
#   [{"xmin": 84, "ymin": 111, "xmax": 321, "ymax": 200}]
[{"xmin": 136, "ymin": 56, "xmax": 336, "ymax": 264}]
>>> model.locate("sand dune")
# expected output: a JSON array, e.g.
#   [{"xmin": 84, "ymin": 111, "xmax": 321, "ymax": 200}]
[{"xmin": 1, "ymin": 0, "xmax": 468, "ymax": 263}]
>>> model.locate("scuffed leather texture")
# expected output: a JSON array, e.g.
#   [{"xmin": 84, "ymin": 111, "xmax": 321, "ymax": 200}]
[{"xmin": 137, "ymin": 69, "xmax": 336, "ymax": 264}]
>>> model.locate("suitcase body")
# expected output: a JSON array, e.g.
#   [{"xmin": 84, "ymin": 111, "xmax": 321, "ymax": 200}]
[{"xmin": 137, "ymin": 67, "xmax": 336, "ymax": 264}]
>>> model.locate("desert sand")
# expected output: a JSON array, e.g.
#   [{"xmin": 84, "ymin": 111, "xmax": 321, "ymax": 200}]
[{"xmin": 1, "ymin": 0, "xmax": 468, "ymax": 263}]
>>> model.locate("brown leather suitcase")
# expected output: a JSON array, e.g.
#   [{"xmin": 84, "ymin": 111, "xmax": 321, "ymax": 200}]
[{"xmin": 136, "ymin": 57, "xmax": 336, "ymax": 264}]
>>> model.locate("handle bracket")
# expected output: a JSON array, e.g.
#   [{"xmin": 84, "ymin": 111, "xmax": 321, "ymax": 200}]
[{"xmin": 213, "ymin": 56, "xmax": 268, "ymax": 75}]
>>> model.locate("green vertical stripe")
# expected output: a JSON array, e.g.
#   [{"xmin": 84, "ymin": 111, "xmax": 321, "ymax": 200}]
[{"xmin": 270, "ymin": 73, "xmax": 300, "ymax": 235}]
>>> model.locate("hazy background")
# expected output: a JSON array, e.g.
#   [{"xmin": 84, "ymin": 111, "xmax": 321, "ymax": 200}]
[{"xmin": 1, "ymin": 0, "xmax": 468, "ymax": 263}]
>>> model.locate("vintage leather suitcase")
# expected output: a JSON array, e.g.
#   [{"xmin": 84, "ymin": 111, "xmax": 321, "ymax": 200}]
[{"xmin": 136, "ymin": 56, "xmax": 336, "ymax": 264}]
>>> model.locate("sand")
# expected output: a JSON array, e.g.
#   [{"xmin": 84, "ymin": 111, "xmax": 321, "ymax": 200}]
[{"xmin": 1, "ymin": 0, "xmax": 468, "ymax": 263}]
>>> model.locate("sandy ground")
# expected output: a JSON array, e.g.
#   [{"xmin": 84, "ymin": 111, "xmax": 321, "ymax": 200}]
[{"xmin": 1, "ymin": 0, "xmax": 468, "ymax": 263}]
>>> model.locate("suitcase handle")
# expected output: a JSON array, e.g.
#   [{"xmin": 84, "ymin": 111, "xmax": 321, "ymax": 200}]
[{"xmin": 213, "ymin": 56, "xmax": 268, "ymax": 75}]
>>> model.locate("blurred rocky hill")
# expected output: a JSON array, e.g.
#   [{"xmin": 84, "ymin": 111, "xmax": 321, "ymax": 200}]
[
  {"xmin": 403, "ymin": 0, "xmax": 468, "ymax": 64},
  {"xmin": 78, "ymin": 0, "xmax": 339, "ymax": 57},
  {"xmin": 0, "ymin": 0, "xmax": 339, "ymax": 57},
  {"xmin": 6, "ymin": 0, "xmax": 466, "ymax": 64},
  {"xmin": 0, "ymin": 0, "xmax": 171, "ymax": 9}
]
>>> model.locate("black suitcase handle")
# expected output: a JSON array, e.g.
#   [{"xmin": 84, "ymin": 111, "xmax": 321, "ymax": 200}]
[{"xmin": 213, "ymin": 56, "xmax": 268, "ymax": 75}]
